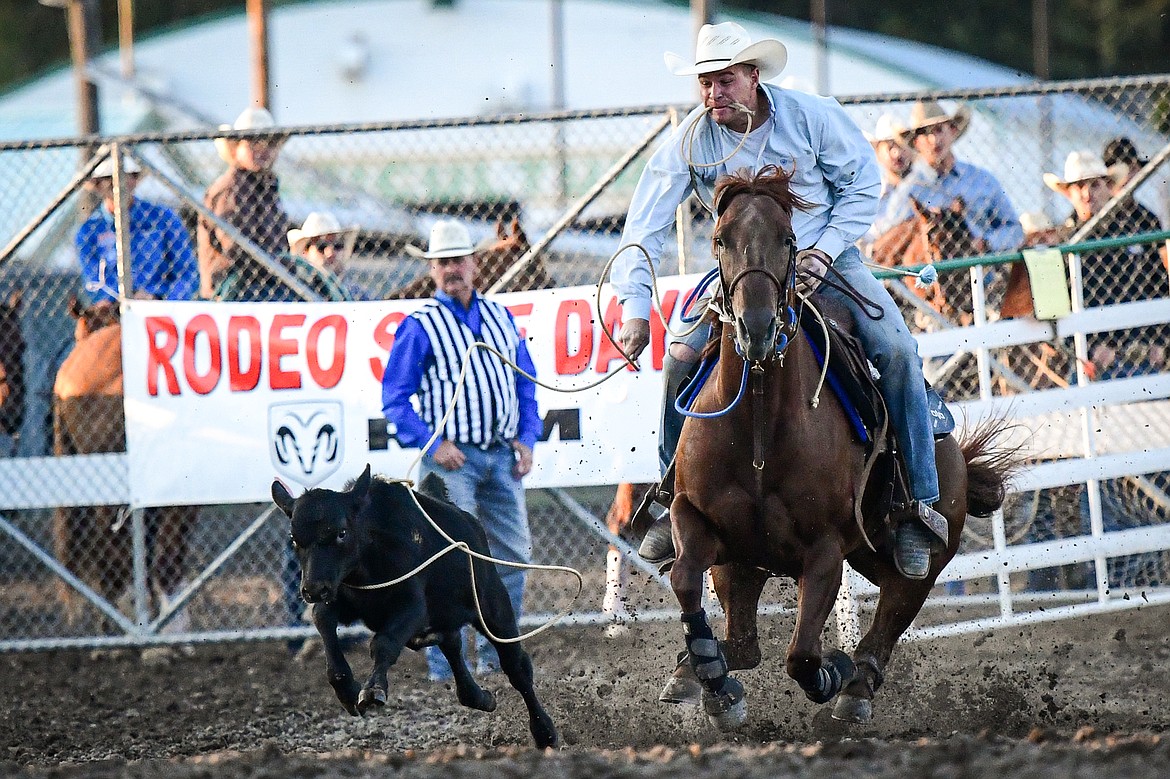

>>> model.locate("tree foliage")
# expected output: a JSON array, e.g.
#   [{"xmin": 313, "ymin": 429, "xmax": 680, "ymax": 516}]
[
  {"xmin": 733, "ymin": 0, "xmax": 1170, "ymax": 80},
  {"xmin": 1, "ymin": 0, "xmax": 1167, "ymax": 95}
]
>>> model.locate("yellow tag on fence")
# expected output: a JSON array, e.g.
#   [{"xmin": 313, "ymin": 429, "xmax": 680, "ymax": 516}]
[{"xmin": 1020, "ymin": 248, "xmax": 1071, "ymax": 320}]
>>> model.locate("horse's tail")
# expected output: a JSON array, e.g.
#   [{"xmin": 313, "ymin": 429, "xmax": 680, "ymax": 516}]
[{"xmin": 960, "ymin": 415, "xmax": 1025, "ymax": 518}]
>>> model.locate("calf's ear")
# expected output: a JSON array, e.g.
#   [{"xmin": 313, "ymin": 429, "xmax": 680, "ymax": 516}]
[
  {"xmin": 271, "ymin": 479, "xmax": 296, "ymax": 517},
  {"xmin": 350, "ymin": 463, "xmax": 372, "ymax": 507}
]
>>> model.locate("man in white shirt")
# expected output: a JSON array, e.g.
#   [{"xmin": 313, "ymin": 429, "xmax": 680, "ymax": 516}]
[{"xmin": 612, "ymin": 22, "xmax": 946, "ymax": 580}]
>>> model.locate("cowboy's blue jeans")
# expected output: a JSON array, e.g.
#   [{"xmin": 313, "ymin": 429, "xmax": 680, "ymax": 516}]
[
  {"xmin": 816, "ymin": 246, "xmax": 940, "ymax": 504},
  {"xmin": 419, "ymin": 442, "xmax": 531, "ymax": 677},
  {"xmin": 659, "ymin": 245, "xmax": 939, "ymax": 504}
]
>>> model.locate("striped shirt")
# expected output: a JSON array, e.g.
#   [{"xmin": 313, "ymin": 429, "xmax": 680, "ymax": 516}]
[{"xmin": 381, "ymin": 291, "xmax": 540, "ymax": 454}]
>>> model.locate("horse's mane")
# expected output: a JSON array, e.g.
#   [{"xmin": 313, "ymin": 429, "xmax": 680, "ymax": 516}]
[{"xmin": 713, "ymin": 165, "xmax": 812, "ymax": 219}]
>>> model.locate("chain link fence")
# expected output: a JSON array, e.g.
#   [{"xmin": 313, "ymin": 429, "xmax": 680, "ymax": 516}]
[{"xmin": 2, "ymin": 74, "xmax": 1170, "ymax": 650}]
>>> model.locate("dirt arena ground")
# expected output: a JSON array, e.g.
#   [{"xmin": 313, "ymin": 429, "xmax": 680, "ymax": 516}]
[{"xmin": 5, "ymin": 604, "xmax": 1170, "ymax": 778}]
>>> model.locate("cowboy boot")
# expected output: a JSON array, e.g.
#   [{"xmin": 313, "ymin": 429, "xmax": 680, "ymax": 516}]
[
  {"xmin": 893, "ymin": 501, "xmax": 949, "ymax": 580},
  {"xmin": 634, "ymin": 465, "xmax": 677, "ymax": 565},
  {"xmin": 638, "ymin": 510, "xmax": 675, "ymax": 565}
]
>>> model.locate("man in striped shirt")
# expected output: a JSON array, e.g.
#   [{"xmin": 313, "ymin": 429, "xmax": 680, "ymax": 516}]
[{"xmin": 381, "ymin": 219, "xmax": 541, "ymax": 682}]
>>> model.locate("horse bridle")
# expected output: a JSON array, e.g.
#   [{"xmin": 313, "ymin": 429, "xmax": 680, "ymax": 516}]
[{"xmin": 717, "ymin": 234, "xmax": 801, "ymax": 366}]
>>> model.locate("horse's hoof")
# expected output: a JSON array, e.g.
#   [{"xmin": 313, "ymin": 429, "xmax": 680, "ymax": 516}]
[
  {"xmin": 703, "ymin": 677, "xmax": 747, "ymax": 731},
  {"xmin": 357, "ymin": 686, "xmax": 387, "ymax": 713},
  {"xmin": 659, "ymin": 664, "xmax": 702, "ymax": 705},
  {"xmin": 831, "ymin": 693, "xmax": 873, "ymax": 723}
]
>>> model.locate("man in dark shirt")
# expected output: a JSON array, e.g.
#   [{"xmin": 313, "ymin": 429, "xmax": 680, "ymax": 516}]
[
  {"xmin": 1045, "ymin": 149, "xmax": 1166, "ymax": 376},
  {"xmin": 197, "ymin": 107, "xmax": 292, "ymax": 299}
]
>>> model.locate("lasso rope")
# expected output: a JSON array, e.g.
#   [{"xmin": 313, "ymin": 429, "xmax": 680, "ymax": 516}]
[
  {"xmin": 345, "ymin": 485, "xmax": 583, "ymax": 644},
  {"xmin": 678, "ymin": 101, "xmax": 758, "ymax": 216}
]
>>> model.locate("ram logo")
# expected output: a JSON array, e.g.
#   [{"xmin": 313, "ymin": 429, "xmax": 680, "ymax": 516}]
[{"xmin": 268, "ymin": 401, "xmax": 344, "ymax": 488}]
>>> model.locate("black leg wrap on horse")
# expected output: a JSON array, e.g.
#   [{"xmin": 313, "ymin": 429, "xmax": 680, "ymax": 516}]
[
  {"xmin": 681, "ymin": 609, "xmax": 729, "ymax": 692},
  {"xmin": 805, "ymin": 649, "xmax": 856, "ymax": 705},
  {"xmin": 855, "ymin": 653, "xmax": 884, "ymax": 693}
]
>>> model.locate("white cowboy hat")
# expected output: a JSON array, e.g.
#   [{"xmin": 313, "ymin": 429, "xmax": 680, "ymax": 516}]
[
  {"xmin": 287, "ymin": 211, "xmax": 355, "ymax": 253},
  {"xmin": 215, "ymin": 106, "xmax": 284, "ymax": 163},
  {"xmin": 902, "ymin": 100, "xmax": 972, "ymax": 141},
  {"xmin": 864, "ymin": 113, "xmax": 909, "ymax": 146},
  {"xmin": 405, "ymin": 220, "xmax": 477, "ymax": 260},
  {"xmin": 664, "ymin": 22, "xmax": 787, "ymax": 81},
  {"xmin": 1043, "ymin": 150, "xmax": 1111, "ymax": 193},
  {"xmin": 90, "ymin": 154, "xmax": 141, "ymax": 179}
]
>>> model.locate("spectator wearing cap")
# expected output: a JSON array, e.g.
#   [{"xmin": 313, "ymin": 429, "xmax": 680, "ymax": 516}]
[
  {"xmin": 381, "ymin": 219, "xmax": 540, "ymax": 682},
  {"xmin": 75, "ymin": 152, "xmax": 199, "ymax": 303},
  {"xmin": 287, "ymin": 211, "xmax": 368, "ymax": 301},
  {"xmin": 197, "ymin": 106, "xmax": 293, "ymax": 299},
  {"xmin": 1046, "ymin": 149, "xmax": 1165, "ymax": 376},
  {"xmin": 1103, "ymin": 136, "xmax": 1149, "ymax": 197},
  {"xmin": 893, "ymin": 100, "xmax": 1023, "ymax": 255}
]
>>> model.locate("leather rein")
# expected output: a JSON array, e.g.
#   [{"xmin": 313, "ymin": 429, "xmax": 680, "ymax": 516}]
[{"xmin": 716, "ymin": 236, "xmax": 801, "ymax": 474}]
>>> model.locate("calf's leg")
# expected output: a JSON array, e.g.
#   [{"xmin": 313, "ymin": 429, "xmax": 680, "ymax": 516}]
[
  {"xmin": 480, "ymin": 583, "xmax": 558, "ymax": 748},
  {"xmin": 312, "ymin": 604, "xmax": 361, "ymax": 715},
  {"xmin": 359, "ymin": 601, "xmax": 428, "ymax": 714},
  {"xmin": 437, "ymin": 631, "xmax": 496, "ymax": 712}
]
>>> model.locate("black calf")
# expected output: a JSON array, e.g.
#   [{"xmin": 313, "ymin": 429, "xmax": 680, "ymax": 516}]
[{"xmin": 271, "ymin": 464, "xmax": 558, "ymax": 749}]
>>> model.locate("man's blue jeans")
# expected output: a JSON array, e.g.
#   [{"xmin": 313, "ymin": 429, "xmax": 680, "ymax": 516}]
[
  {"xmin": 819, "ymin": 246, "xmax": 939, "ymax": 504},
  {"xmin": 419, "ymin": 442, "xmax": 531, "ymax": 678},
  {"xmin": 659, "ymin": 245, "xmax": 939, "ymax": 504}
]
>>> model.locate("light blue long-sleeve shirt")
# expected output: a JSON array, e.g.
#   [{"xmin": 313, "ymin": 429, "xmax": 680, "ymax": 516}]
[
  {"xmin": 890, "ymin": 158, "xmax": 1023, "ymax": 253},
  {"xmin": 612, "ymin": 83, "xmax": 881, "ymax": 321}
]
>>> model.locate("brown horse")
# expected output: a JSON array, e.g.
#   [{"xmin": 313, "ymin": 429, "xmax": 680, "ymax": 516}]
[
  {"xmin": 52, "ymin": 299, "xmax": 197, "ymax": 631},
  {"xmin": 666, "ymin": 168, "xmax": 1016, "ymax": 729},
  {"xmin": 388, "ymin": 217, "xmax": 554, "ymax": 299},
  {"xmin": 871, "ymin": 197, "xmax": 982, "ymax": 326}
]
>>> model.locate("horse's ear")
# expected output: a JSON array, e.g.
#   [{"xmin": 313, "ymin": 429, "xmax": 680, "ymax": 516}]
[
  {"xmin": 350, "ymin": 463, "xmax": 372, "ymax": 505},
  {"xmin": 68, "ymin": 295, "xmax": 83, "ymax": 320},
  {"xmin": 271, "ymin": 479, "xmax": 296, "ymax": 518},
  {"xmin": 948, "ymin": 197, "xmax": 965, "ymax": 214},
  {"xmin": 510, "ymin": 216, "xmax": 525, "ymax": 242},
  {"xmin": 908, "ymin": 197, "xmax": 926, "ymax": 218},
  {"xmin": 497, "ymin": 219, "xmax": 508, "ymax": 240}
]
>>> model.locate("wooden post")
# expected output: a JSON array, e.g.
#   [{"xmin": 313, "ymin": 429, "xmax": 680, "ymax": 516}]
[
  {"xmin": 117, "ymin": 0, "xmax": 134, "ymax": 79},
  {"xmin": 811, "ymin": 0, "xmax": 828, "ymax": 94},
  {"xmin": 65, "ymin": 0, "xmax": 101, "ymax": 137},
  {"xmin": 247, "ymin": 0, "xmax": 271, "ymax": 110}
]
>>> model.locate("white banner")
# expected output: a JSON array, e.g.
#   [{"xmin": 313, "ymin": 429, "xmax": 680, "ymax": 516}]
[{"xmin": 123, "ymin": 276, "xmax": 706, "ymax": 507}]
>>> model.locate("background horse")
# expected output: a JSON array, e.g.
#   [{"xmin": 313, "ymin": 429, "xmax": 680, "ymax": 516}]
[
  {"xmin": 0, "ymin": 287, "xmax": 25, "ymax": 454},
  {"xmin": 388, "ymin": 217, "xmax": 554, "ymax": 299},
  {"xmin": 871, "ymin": 197, "xmax": 982, "ymax": 327},
  {"xmin": 667, "ymin": 168, "xmax": 1017, "ymax": 729},
  {"xmin": 52, "ymin": 298, "xmax": 198, "ymax": 631}
]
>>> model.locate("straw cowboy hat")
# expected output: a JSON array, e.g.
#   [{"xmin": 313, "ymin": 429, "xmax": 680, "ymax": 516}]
[
  {"xmin": 287, "ymin": 211, "xmax": 356, "ymax": 254},
  {"xmin": 214, "ymin": 106, "xmax": 283, "ymax": 164},
  {"xmin": 902, "ymin": 100, "xmax": 972, "ymax": 141},
  {"xmin": 405, "ymin": 220, "xmax": 477, "ymax": 260},
  {"xmin": 864, "ymin": 113, "xmax": 909, "ymax": 146},
  {"xmin": 664, "ymin": 22, "xmax": 787, "ymax": 81},
  {"xmin": 90, "ymin": 154, "xmax": 141, "ymax": 179},
  {"xmin": 1043, "ymin": 150, "xmax": 1111, "ymax": 193}
]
